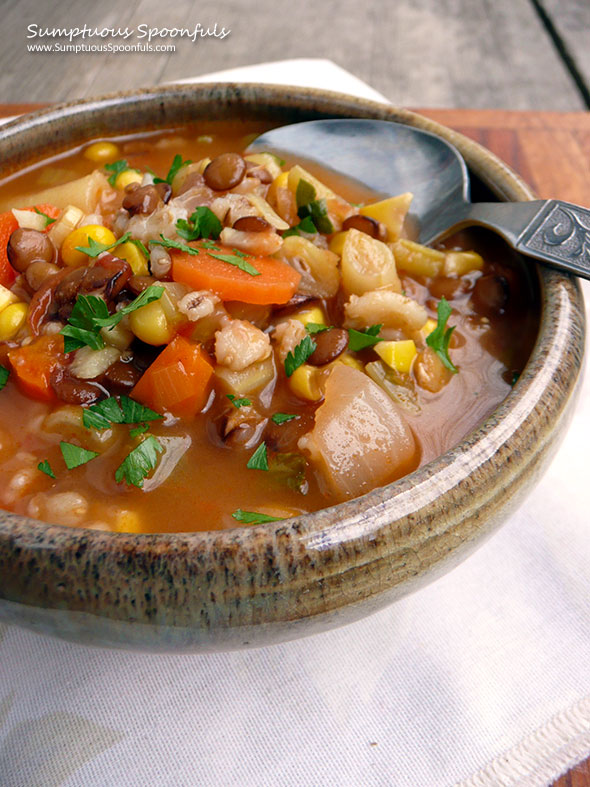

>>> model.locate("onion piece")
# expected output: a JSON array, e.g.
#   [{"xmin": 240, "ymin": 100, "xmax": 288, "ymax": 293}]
[{"xmin": 298, "ymin": 364, "xmax": 418, "ymax": 499}]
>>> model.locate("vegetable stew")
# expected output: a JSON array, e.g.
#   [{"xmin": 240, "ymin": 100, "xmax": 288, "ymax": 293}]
[{"xmin": 0, "ymin": 123, "xmax": 538, "ymax": 532}]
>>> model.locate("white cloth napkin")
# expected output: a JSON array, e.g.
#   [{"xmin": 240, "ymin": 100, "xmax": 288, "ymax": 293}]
[{"xmin": 1, "ymin": 60, "xmax": 589, "ymax": 787}]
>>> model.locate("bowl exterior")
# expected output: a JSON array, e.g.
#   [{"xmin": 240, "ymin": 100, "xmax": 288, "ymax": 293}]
[{"xmin": 0, "ymin": 84, "xmax": 584, "ymax": 651}]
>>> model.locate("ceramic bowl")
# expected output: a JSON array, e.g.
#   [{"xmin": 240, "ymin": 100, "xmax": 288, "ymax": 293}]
[{"xmin": 0, "ymin": 84, "xmax": 584, "ymax": 651}]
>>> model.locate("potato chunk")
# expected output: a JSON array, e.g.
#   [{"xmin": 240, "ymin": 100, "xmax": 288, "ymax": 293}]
[{"xmin": 298, "ymin": 365, "xmax": 418, "ymax": 499}]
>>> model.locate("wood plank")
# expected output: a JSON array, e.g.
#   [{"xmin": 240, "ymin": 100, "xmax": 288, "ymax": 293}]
[
  {"xmin": 536, "ymin": 0, "xmax": 590, "ymax": 100},
  {"xmin": 0, "ymin": 0, "xmax": 584, "ymax": 110}
]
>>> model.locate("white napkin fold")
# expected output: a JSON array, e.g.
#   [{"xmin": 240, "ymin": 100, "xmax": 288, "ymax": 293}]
[{"xmin": 0, "ymin": 60, "xmax": 588, "ymax": 787}]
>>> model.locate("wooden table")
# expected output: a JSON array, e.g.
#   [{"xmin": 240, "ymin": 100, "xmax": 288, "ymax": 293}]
[{"xmin": 0, "ymin": 103, "xmax": 588, "ymax": 787}]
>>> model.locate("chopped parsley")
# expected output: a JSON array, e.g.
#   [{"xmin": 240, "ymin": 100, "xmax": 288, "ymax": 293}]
[
  {"xmin": 227, "ymin": 394, "xmax": 252, "ymax": 409},
  {"xmin": 201, "ymin": 239, "xmax": 221, "ymax": 251},
  {"xmin": 83, "ymin": 395, "xmax": 163, "ymax": 430},
  {"xmin": 61, "ymin": 285, "xmax": 164, "ymax": 352},
  {"xmin": 33, "ymin": 206, "xmax": 56, "ymax": 227},
  {"xmin": 104, "ymin": 159, "xmax": 137, "ymax": 187},
  {"xmin": 176, "ymin": 206, "xmax": 222, "ymax": 241},
  {"xmin": 0, "ymin": 365, "xmax": 9, "ymax": 391},
  {"xmin": 305, "ymin": 322, "xmax": 330, "ymax": 335},
  {"xmin": 129, "ymin": 423, "xmax": 150, "ymax": 438},
  {"xmin": 75, "ymin": 231, "xmax": 132, "ymax": 259},
  {"xmin": 294, "ymin": 178, "xmax": 334, "ymax": 234},
  {"xmin": 154, "ymin": 154, "xmax": 191, "ymax": 185},
  {"xmin": 282, "ymin": 216, "xmax": 317, "ymax": 238},
  {"xmin": 60, "ymin": 441, "xmax": 99, "ymax": 470},
  {"xmin": 128, "ymin": 237, "xmax": 150, "ymax": 259},
  {"xmin": 348, "ymin": 324, "xmax": 383, "ymax": 352},
  {"xmin": 246, "ymin": 441, "xmax": 269, "ymax": 471},
  {"xmin": 271, "ymin": 413, "xmax": 298, "ymax": 425},
  {"xmin": 149, "ymin": 234, "xmax": 200, "ymax": 256},
  {"xmin": 231, "ymin": 509, "xmax": 284, "ymax": 525},
  {"xmin": 207, "ymin": 251, "xmax": 260, "ymax": 276},
  {"xmin": 115, "ymin": 435, "xmax": 163, "ymax": 488},
  {"xmin": 284, "ymin": 335, "xmax": 316, "ymax": 377},
  {"xmin": 426, "ymin": 297, "xmax": 458, "ymax": 373},
  {"xmin": 37, "ymin": 460, "xmax": 55, "ymax": 479}
]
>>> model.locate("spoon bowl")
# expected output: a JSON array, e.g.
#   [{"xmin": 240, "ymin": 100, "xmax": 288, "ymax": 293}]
[{"xmin": 249, "ymin": 118, "xmax": 590, "ymax": 280}]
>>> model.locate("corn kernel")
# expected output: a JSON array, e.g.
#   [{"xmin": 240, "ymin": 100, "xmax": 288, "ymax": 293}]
[
  {"xmin": 329, "ymin": 231, "xmax": 349, "ymax": 256},
  {"xmin": 0, "ymin": 284, "xmax": 19, "ymax": 314},
  {"xmin": 375, "ymin": 340, "xmax": 417, "ymax": 374},
  {"xmin": 129, "ymin": 301, "xmax": 175, "ymax": 346},
  {"xmin": 288, "ymin": 364, "xmax": 323, "ymax": 401},
  {"xmin": 61, "ymin": 224, "xmax": 116, "ymax": 267},
  {"xmin": 293, "ymin": 306, "xmax": 327, "ymax": 328},
  {"xmin": 273, "ymin": 171, "xmax": 289, "ymax": 190},
  {"xmin": 443, "ymin": 250, "xmax": 484, "ymax": 276},
  {"xmin": 0, "ymin": 302, "xmax": 28, "ymax": 341},
  {"xmin": 114, "ymin": 169, "xmax": 143, "ymax": 190},
  {"xmin": 421, "ymin": 318, "xmax": 438, "ymax": 342},
  {"xmin": 116, "ymin": 241, "xmax": 149, "ymax": 276},
  {"xmin": 113, "ymin": 509, "xmax": 142, "ymax": 533},
  {"xmin": 83, "ymin": 141, "xmax": 120, "ymax": 164}
]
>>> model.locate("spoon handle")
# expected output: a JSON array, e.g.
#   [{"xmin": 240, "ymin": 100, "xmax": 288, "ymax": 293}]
[{"xmin": 469, "ymin": 200, "xmax": 590, "ymax": 280}]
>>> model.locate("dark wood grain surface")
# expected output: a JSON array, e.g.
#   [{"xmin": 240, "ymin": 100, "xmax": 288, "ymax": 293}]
[{"xmin": 0, "ymin": 101, "xmax": 588, "ymax": 787}]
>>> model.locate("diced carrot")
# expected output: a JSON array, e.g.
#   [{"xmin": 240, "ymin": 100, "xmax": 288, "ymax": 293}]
[
  {"xmin": 8, "ymin": 335, "xmax": 66, "ymax": 402},
  {"xmin": 131, "ymin": 335, "xmax": 214, "ymax": 418},
  {"xmin": 171, "ymin": 243, "xmax": 301, "ymax": 304},
  {"xmin": 0, "ymin": 212, "xmax": 18, "ymax": 288}
]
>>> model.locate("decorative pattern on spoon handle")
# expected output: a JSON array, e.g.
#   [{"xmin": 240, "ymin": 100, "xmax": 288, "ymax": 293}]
[{"xmin": 516, "ymin": 200, "xmax": 590, "ymax": 278}]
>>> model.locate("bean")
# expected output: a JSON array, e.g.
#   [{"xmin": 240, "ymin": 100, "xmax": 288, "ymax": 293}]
[
  {"xmin": 122, "ymin": 184, "xmax": 163, "ymax": 216},
  {"xmin": 264, "ymin": 412, "xmax": 315, "ymax": 454},
  {"xmin": 7, "ymin": 228, "xmax": 56, "ymax": 272},
  {"xmin": 342, "ymin": 214, "xmax": 384, "ymax": 240},
  {"xmin": 25, "ymin": 261, "xmax": 61, "ymax": 291},
  {"xmin": 472, "ymin": 274, "xmax": 509, "ymax": 315},
  {"xmin": 232, "ymin": 215, "xmax": 271, "ymax": 233},
  {"xmin": 308, "ymin": 328, "xmax": 349, "ymax": 366},
  {"xmin": 103, "ymin": 358, "xmax": 143, "ymax": 393},
  {"xmin": 204, "ymin": 153, "xmax": 247, "ymax": 191},
  {"xmin": 154, "ymin": 182, "xmax": 172, "ymax": 203},
  {"xmin": 50, "ymin": 367, "xmax": 108, "ymax": 405}
]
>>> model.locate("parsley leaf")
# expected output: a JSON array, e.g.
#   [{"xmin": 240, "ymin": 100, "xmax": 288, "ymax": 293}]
[
  {"xmin": 83, "ymin": 395, "xmax": 163, "ymax": 430},
  {"xmin": 283, "ymin": 216, "xmax": 318, "ymax": 238},
  {"xmin": 75, "ymin": 231, "xmax": 131, "ymax": 259},
  {"xmin": 305, "ymin": 322, "xmax": 330, "ymax": 335},
  {"xmin": 33, "ymin": 207, "xmax": 56, "ymax": 227},
  {"xmin": 150, "ymin": 234, "xmax": 200, "ymax": 256},
  {"xmin": 61, "ymin": 286, "xmax": 164, "ymax": 352},
  {"xmin": 284, "ymin": 335, "xmax": 317, "ymax": 377},
  {"xmin": 0, "ymin": 365, "xmax": 9, "ymax": 391},
  {"xmin": 104, "ymin": 159, "xmax": 135, "ymax": 187},
  {"xmin": 93, "ymin": 285, "xmax": 164, "ymax": 329},
  {"xmin": 128, "ymin": 237, "xmax": 150, "ymax": 259},
  {"xmin": 348, "ymin": 324, "xmax": 383, "ymax": 352},
  {"xmin": 231, "ymin": 509, "xmax": 284, "ymax": 525},
  {"xmin": 246, "ymin": 441, "xmax": 269, "ymax": 471},
  {"xmin": 207, "ymin": 251, "xmax": 260, "ymax": 276},
  {"xmin": 154, "ymin": 154, "xmax": 191, "ymax": 185},
  {"xmin": 176, "ymin": 206, "xmax": 222, "ymax": 242},
  {"xmin": 271, "ymin": 413, "xmax": 298, "ymax": 425},
  {"xmin": 227, "ymin": 394, "xmax": 252, "ymax": 409},
  {"xmin": 60, "ymin": 441, "xmax": 99, "ymax": 470},
  {"xmin": 426, "ymin": 297, "xmax": 458, "ymax": 373},
  {"xmin": 296, "ymin": 179, "xmax": 316, "ymax": 208},
  {"xmin": 115, "ymin": 435, "xmax": 163, "ymax": 488},
  {"xmin": 38, "ymin": 460, "xmax": 55, "ymax": 478},
  {"xmin": 294, "ymin": 179, "xmax": 334, "ymax": 234},
  {"xmin": 201, "ymin": 239, "xmax": 220, "ymax": 251},
  {"xmin": 129, "ymin": 423, "xmax": 150, "ymax": 438}
]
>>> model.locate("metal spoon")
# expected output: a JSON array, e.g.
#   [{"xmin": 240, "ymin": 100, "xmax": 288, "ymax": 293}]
[{"xmin": 248, "ymin": 118, "xmax": 590, "ymax": 280}]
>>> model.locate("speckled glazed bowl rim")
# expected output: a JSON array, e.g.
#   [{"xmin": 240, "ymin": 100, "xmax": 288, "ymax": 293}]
[{"xmin": 0, "ymin": 83, "xmax": 585, "ymax": 648}]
